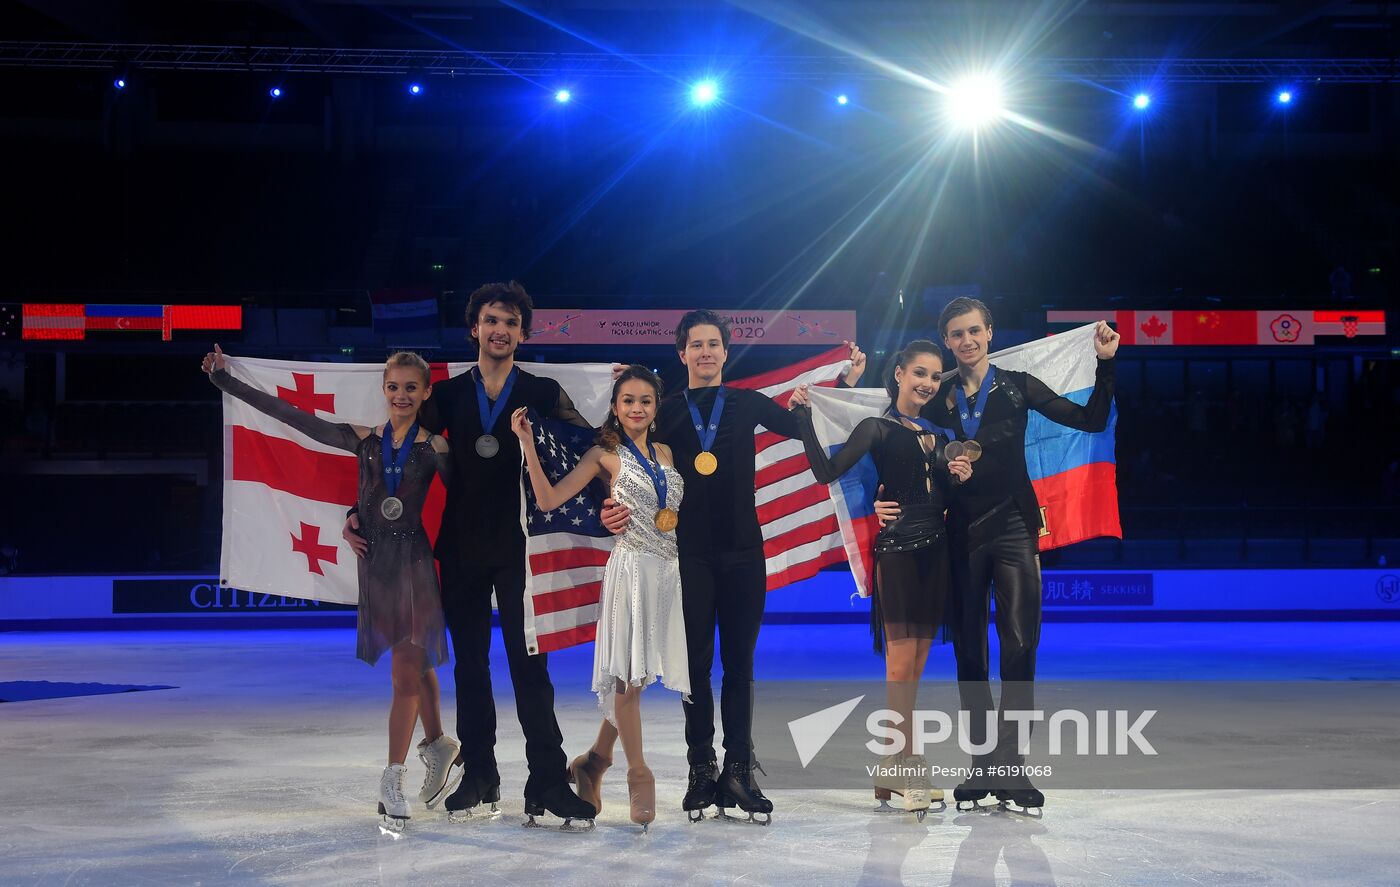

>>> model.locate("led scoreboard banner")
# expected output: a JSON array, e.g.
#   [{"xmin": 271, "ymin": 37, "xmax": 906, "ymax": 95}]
[{"xmin": 3, "ymin": 304, "xmax": 243, "ymax": 342}]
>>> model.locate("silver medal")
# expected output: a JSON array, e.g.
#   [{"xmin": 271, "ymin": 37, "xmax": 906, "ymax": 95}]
[
  {"xmin": 475, "ymin": 434, "xmax": 500, "ymax": 458},
  {"xmin": 380, "ymin": 496, "xmax": 404, "ymax": 521}
]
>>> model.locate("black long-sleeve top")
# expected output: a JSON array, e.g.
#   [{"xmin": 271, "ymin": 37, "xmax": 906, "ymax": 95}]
[
  {"xmin": 922, "ymin": 358, "xmax": 1116, "ymax": 542},
  {"xmin": 653, "ymin": 385, "xmax": 804, "ymax": 558},
  {"xmin": 796, "ymin": 410, "xmax": 957, "ymax": 550},
  {"xmin": 417, "ymin": 368, "xmax": 588, "ymax": 566}
]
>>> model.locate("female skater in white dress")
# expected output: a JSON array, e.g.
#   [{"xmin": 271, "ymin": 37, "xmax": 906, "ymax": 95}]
[{"xmin": 510, "ymin": 364, "xmax": 688, "ymax": 831}]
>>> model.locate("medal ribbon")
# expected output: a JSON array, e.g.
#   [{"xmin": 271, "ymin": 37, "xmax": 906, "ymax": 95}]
[
  {"xmin": 954, "ymin": 365, "xmax": 996, "ymax": 440},
  {"xmin": 621, "ymin": 435, "xmax": 668, "ymax": 510},
  {"xmin": 684, "ymin": 386, "xmax": 727, "ymax": 454},
  {"xmin": 380, "ymin": 421, "xmax": 420, "ymax": 497},
  {"xmin": 473, "ymin": 366, "xmax": 519, "ymax": 436},
  {"xmin": 889, "ymin": 407, "xmax": 956, "ymax": 441}
]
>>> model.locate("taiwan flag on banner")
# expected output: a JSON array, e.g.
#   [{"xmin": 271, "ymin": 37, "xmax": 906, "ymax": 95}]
[{"xmin": 803, "ymin": 323, "xmax": 1120, "ymax": 596}]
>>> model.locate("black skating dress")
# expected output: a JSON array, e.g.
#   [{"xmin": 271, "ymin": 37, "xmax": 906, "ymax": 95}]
[{"xmin": 794, "ymin": 408, "xmax": 959, "ymax": 652}]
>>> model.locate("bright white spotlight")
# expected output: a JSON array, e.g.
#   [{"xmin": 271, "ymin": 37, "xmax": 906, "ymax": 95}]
[
  {"xmin": 945, "ymin": 74, "xmax": 1004, "ymax": 130},
  {"xmin": 690, "ymin": 80, "xmax": 719, "ymax": 106},
  {"xmin": 408, "ymin": 82, "xmax": 423, "ymax": 96},
  {"xmin": 114, "ymin": 78, "xmax": 126, "ymax": 90},
  {"xmin": 270, "ymin": 87, "xmax": 282, "ymax": 99},
  {"xmin": 1133, "ymin": 93, "xmax": 1150, "ymax": 110},
  {"xmin": 836, "ymin": 94, "xmax": 849, "ymax": 106},
  {"xmin": 554, "ymin": 89, "xmax": 571, "ymax": 104},
  {"xmin": 1276, "ymin": 90, "xmax": 1293, "ymax": 105}
]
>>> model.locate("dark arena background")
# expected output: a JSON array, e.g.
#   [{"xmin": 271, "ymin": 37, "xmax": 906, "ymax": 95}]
[{"xmin": 1, "ymin": 2, "xmax": 1397, "ymax": 885}]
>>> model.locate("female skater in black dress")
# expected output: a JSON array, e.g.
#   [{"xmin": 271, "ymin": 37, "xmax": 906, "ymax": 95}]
[{"xmin": 788, "ymin": 340, "xmax": 971, "ymax": 818}]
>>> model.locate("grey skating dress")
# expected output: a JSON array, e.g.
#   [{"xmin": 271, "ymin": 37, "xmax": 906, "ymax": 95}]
[{"xmin": 212, "ymin": 368, "xmax": 450, "ymax": 668}]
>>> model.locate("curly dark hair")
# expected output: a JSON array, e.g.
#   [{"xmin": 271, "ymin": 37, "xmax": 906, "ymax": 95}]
[
  {"xmin": 937, "ymin": 296, "xmax": 993, "ymax": 337},
  {"xmin": 884, "ymin": 340, "xmax": 944, "ymax": 404},
  {"xmin": 674, "ymin": 309, "xmax": 731, "ymax": 353},
  {"xmin": 466, "ymin": 280, "xmax": 534, "ymax": 341},
  {"xmin": 596, "ymin": 365, "xmax": 665, "ymax": 452}
]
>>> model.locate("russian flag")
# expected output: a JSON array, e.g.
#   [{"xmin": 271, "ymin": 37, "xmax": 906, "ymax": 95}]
[
  {"xmin": 801, "ymin": 386, "xmax": 892, "ymax": 597},
  {"xmin": 989, "ymin": 323, "xmax": 1121, "ymax": 550},
  {"xmin": 804, "ymin": 323, "xmax": 1120, "ymax": 595}
]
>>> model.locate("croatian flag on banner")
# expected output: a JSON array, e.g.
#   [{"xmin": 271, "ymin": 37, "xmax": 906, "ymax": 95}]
[
  {"xmin": 803, "ymin": 323, "xmax": 1120, "ymax": 597},
  {"xmin": 218, "ymin": 350, "xmax": 855, "ymax": 646}
]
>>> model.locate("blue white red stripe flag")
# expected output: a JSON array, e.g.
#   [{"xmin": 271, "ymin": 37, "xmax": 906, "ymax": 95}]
[{"xmin": 803, "ymin": 323, "xmax": 1120, "ymax": 597}]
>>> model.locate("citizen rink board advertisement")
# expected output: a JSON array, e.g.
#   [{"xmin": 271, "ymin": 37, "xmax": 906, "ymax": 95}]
[{"xmin": 1, "ymin": 570, "xmax": 1396, "ymax": 626}]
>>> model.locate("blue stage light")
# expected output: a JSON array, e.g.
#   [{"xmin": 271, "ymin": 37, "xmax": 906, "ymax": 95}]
[
  {"xmin": 408, "ymin": 82, "xmax": 423, "ymax": 96},
  {"xmin": 114, "ymin": 78, "xmax": 126, "ymax": 90},
  {"xmin": 555, "ymin": 89, "xmax": 572, "ymax": 104},
  {"xmin": 269, "ymin": 87, "xmax": 282, "ymax": 99},
  {"xmin": 837, "ymin": 94, "xmax": 849, "ymax": 106},
  {"xmin": 1133, "ymin": 93, "xmax": 1150, "ymax": 110},
  {"xmin": 1276, "ymin": 90, "xmax": 1293, "ymax": 105},
  {"xmin": 690, "ymin": 80, "xmax": 719, "ymax": 106}
]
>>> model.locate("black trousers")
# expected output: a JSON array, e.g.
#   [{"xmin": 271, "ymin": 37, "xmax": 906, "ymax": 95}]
[
  {"xmin": 438, "ymin": 555, "xmax": 567, "ymax": 795},
  {"xmin": 679, "ymin": 546, "xmax": 768, "ymax": 767},
  {"xmin": 949, "ymin": 510, "xmax": 1043, "ymax": 762}
]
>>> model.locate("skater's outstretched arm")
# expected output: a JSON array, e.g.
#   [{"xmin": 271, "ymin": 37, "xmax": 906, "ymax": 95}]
[
  {"xmin": 1022, "ymin": 321, "xmax": 1120, "ymax": 433},
  {"xmin": 203, "ymin": 345, "xmax": 365, "ymax": 452},
  {"xmin": 788, "ymin": 405, "xmax": 884, "ymax": 485},
  {"xmin": 510, "ymin": 407, "xmax": 616, "ymax": 513}
]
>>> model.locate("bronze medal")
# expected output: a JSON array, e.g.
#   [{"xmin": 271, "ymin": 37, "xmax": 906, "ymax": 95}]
[{"xmin": 944, "ymin": 440, "xmax": 965, "ymax": 461}]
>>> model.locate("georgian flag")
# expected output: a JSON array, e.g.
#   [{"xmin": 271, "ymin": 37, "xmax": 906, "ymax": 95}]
[
  {"xmin": 217, "ymin": 357, "xmax": 615, "ymax": 605},
  {"xmin": 803, "ymin": 323, "xmax": 1121, "ymax": 597}
]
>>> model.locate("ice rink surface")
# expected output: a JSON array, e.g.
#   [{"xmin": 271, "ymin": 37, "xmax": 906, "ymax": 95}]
[{"xmin": 3, "ymin": 622, "xmax": 1398, "ymax": 886}]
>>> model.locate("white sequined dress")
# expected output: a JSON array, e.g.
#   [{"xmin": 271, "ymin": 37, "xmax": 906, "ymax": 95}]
[{"xmin": 593, "ymin": 444, "xmax": 690, "ymax": 724}]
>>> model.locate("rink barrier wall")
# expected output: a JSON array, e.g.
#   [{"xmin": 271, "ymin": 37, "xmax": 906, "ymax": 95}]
[{"xmin": 1, "ymin": 570, "xmax": 1398, "ymax": 630}]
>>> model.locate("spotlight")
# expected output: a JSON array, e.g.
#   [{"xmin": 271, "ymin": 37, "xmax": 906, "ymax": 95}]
[
  {"xmin": 1276, "ymin": 90, "xmax": 1293, "ymax": 105},
  {"xmin": 114, "ymin": 78, "xmax": 126, "ymax": 90},
  {"xmin": 269, "ymin": 87, "xmax": 282, "ymax": 99},
  {"xmin": 554, "ymin": 89, "xmax": 572, "ymax": 104},
  {"xmin": 836, "ymin": 94, "xmax": 849, "ymax": 106},
  {"xmin": 690, "ymin": 80, "xmax": 719, "ymax": 106},
  {"xmin": 945, "ymin": 74, "xmax": 1004, "ymax": 130},
  {"xmin": 408, "ymin": 82, "xmax": 423, "ymax": 96},
  {"xmin": 1133, "ymin": 93, "xmax": 1150, "ymax": 110}
]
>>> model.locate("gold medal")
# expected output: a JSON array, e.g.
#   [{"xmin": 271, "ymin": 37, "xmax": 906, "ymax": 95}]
[
  {"xmin": 963, "ymin": 440, "xmax": 983, "ymax": 462},
  {"xmin": 654, "ymin": 507, "xmax": 679, "ymax": 533},
  {"xmin": 694, "ymin": 451, "xmax": 718, "ymax": 476}
]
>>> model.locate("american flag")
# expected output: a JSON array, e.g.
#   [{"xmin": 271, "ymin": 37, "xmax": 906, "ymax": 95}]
[
  {"xmin": 521, "ymin": 346, "xmax": 854, "ymax": 654},
  {"xmin": 216, "ymin": 349, "xmax": 854, "ymax": 653}
]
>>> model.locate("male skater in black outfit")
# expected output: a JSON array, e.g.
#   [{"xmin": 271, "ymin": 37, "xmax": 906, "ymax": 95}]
[
  {"xmin": 344, "ymin": 281, "xmax": 595, "ymax": 827},
  {"xmin": 601, "ymin": 310, "xmax": 865, "ymax": 823},
  {"xmin": 877, "ymin": 297, "xmax": 1119, "ymax": 814}
]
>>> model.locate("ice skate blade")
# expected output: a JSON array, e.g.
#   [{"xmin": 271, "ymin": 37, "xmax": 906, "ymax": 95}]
[
  {"xmin": 998, "ymin": 800, "xmax": 1044, "ymax": 819},
  {"xmin": 377, "ymin": 806, "xmax": 408, "ymax": 834},
  {"xmin": 685, "ymin": 808, "xmax": 708, "ymax": 823},
  {"xmin": 424, "ymin": 762, "xmax": 465, "ymax": 811},
  {"xmin": 714, "ymin": 807, "xmax": 771, "ymax": 826},
  {"xmin": 448, "ymin": 802, "xmax": 501, "ymax": 823}
]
